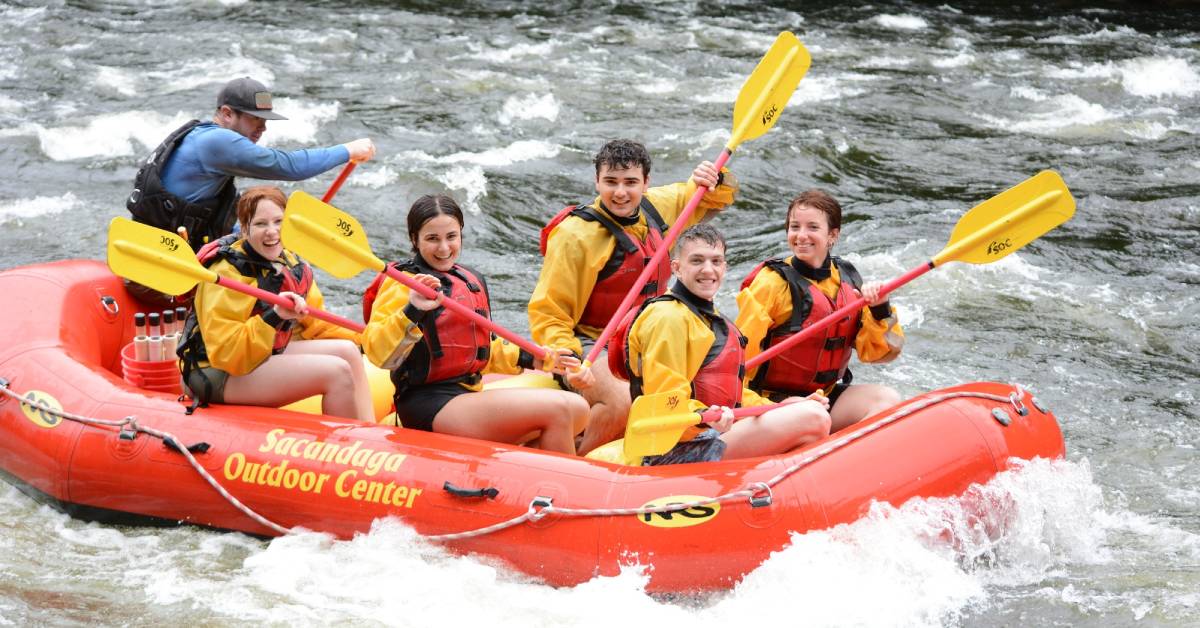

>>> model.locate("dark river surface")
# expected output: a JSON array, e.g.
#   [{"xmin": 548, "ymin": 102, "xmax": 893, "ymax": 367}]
[{"xmin": 1, "ymin": 1, "xmax": 1197, "ymax": 625}]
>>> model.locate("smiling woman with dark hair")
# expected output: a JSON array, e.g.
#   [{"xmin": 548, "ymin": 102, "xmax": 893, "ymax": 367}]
[{"xmin": 361, "ymin": 194, "xmax": 590, "ymax": 454}]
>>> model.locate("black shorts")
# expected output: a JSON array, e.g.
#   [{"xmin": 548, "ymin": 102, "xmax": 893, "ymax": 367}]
[
  {"xmin": 394, "ymin": 381, "xmax": 472, "ymax": 432},
  {"xmin": 181, "ymin": 366, "xmax": 229, "ymax": 404},
  {"xmin": 761, "ymin": 382, "xmax": 849, "ymax": 408},
  {"xmin": 642, "ymin": 429, "xmax": 726, "ymax": 466}
]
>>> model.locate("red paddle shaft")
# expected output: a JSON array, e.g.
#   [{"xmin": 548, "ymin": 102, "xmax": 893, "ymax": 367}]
[
  {"xmin": 745, "ymin": 261, "xmax": 932, "ymax": 369},
  {"xmin": 380, "ymin": 266, "xmax": 548, "ymax": 360},
  {"xmin": 213, "ymin": 276, "xmax": 365, "ymax": 332},
  {"xmin": 322, "ymin": 162, "xmax": 358, "ymax": 203}
]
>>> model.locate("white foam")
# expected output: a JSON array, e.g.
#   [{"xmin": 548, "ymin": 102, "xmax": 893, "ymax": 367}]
[
  {"xmin": 432, "ymin": 140, "xmax": 562, "ymax": 168},
  {"xmin": 857, "ymin": 55, "xmax": 914, "ymax": 69},
  {"xmin": 1011, "ymin": 85, "xmax": 1049, "ymax": 102},
  {"xmin": 0, "ymin": 94, "xmax": 22, "ymax": 113},
  {"xmin": 932, "ymin": 53, "xmax": 974, "ymax": 69},
  {"xmin": 387, "ymin": 140, "xmax": 560, "ymax": 213},
  {"xmin": 470, "ymin": 40, "xmax": 555, "ymax": 64},
  {"xmin": 0, "ymin": 5, "xmax": 45, "ymax": 26},
  {"xmin": 497, "ymin": 93, "xmax": 560, "ymax": 125},
  {"xmin": 436, "ymin": 166, "xmax": 489, "ymax": 213},
  {"xmin": 1046, "ymin": 61, "xmax": 1117, "ymax": 81},
  {"xmin": 27, "ymin": 110, "xmax": 192, "ymax": 161},
  {"xmin": 634, "ymin": 78, "xmax": 679, "ymax": 95},
  {"xmin": 1038, "ymin": 25, "xmax": 1139, "ymax": 44},
  {"xmin": 0, "ymin": 192, "xmax": 83, "ymax": 221},
  {"xmin": 258, "ymin": 97, "xmax": 339, "ymax": 146},
  {"xmin": 1119, "ymin": 56, "xmax": 1200, "ymax": 98},
  {"xmin": 871, "ymin": 14, "xmax": 929, "ymax": 31},
  {"xmin": 93, "ymin": 65, "xmax": 139, "ymax": 97},
  {"xmin": 350, "ymin": 165, "xmax": 399, "ymax": 189},
  {"xmin": 976, "ymin": 94, "xmax": 1117, "ymax": 136}
]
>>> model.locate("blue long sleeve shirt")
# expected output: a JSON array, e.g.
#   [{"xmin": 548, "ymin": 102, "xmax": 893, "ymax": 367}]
[{"xmin": 160, "ymin": 122, "xmax": 350, "ymax": 203}]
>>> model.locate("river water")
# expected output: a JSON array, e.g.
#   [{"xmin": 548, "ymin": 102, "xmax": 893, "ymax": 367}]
[{"xmin": 1, "ymin": 1, "xmax": 1198, "ymax": 626}]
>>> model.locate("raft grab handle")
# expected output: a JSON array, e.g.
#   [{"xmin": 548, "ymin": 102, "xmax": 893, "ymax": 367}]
[{"xmin": 443, "ymin": 481, "xmax": 499, "ymax": 500}]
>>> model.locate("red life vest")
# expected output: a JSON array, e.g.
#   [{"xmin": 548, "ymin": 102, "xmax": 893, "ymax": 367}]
[
  {"xmin": 609, "ymin": 287, "xmax": 746, "ymax": 409},
  {"xmin": 539, "ymin": 198, "xmax": 671, "ymax": 329},
  {"xmin": 740, "ymin": 256, "xmax": 863, "ymax": 397},
  {"xmin": 362, "ymin": 259, "xmax": 493, "ymax": 390}
]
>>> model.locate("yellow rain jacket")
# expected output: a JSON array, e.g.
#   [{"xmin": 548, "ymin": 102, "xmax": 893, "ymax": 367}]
[{"xmin": 625, "ymin": 297, "xmax": 771, "ymax": 446}]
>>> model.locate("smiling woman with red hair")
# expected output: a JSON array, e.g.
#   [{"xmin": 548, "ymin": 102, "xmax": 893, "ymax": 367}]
[{"xmin": 176, "ymin": 185, "xmax": 373, "ymax": 420}]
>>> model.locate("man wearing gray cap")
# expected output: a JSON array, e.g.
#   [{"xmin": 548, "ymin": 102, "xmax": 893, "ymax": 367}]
[{"xmin": 127, "ymin": 77, "xmax": 375, "ymax": 253}]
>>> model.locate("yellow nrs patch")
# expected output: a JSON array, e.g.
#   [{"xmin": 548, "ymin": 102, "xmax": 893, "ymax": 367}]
[
  {"xmin": 20, "ymin": 390, "xmax": 63, "ymax": 429},
  {"xmin": 637, "ymin": 495, "xmax": 720, "ymax": 528}
]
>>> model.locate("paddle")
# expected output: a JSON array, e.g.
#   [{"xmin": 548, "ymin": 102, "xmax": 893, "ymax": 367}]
[
  {"xmin": 106, "ymin": 217, "xmax": 365, "ymax": 332},
  {"xmin": 280, "ymin": 191, "xmax": 550, "ymax": 360},
  {"xmin": 322, "ymin": 161, "xmax": 357, "ymax": 203},
  {"xmin": 584, "ymin": 31, "xmax": 812, "ymax": 367},
  {"xmin": 746, "ymin": 169, "xmax": 1076, "ymax": 370},
  {"xmin": 623, "ymin": 391, "xmax": 799, "ymax": 460}
]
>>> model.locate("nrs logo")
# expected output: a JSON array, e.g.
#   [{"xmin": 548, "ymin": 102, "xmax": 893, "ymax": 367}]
[
  {"xmin": 20, "ymin": 391, "xmax": 63, "ymax": 429},
  {"xmin": 638, "ymin": 495, "xmax": 719, "ymax": 528}
]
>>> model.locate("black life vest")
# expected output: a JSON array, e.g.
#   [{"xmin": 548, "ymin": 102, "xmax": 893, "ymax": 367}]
[
  {"xmin": 539, "ymin": 198, "xmax": 671, "ymax": 329},
  {"xmin": 177, "ymin": 235, "xmax": 314, "ymax": 406},
  {"xmin": 609, "ymin": 285, "xmax": 746, "ymax": 409},
  {"xmin": 741, "ymin": 256, "xmax": 863, "ymax": 397},
  {"xmin": 126, "ymin": 120, "xmax": 238, "ymax": 251},
  {"xmin": 362, "ymin": 259, "xmax": 493, "ymax": 394}
]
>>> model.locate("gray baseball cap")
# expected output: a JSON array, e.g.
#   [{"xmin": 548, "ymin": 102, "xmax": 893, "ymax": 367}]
[{"xmin": 216, "ymin": 77, "xmax": 288, "ymax": 120}]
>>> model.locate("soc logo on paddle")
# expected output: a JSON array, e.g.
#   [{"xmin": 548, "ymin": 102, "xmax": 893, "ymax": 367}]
[
  {"xmin": 159, "ymin": 235, "xmax": 179, "ymax": 252},
  {"xmin": 987, "ymin": 238, "xmax": 1013, "ymax": 256}
]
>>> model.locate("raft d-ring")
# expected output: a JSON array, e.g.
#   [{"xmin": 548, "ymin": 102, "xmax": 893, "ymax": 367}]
[
  {"xmin": 528, "ymin": 496, "xmax": 554, "ymax": 521},
  {"xmin": 749, "ymin": 483, "xmax": 773, "ymax": 508},
  {"xmin": 1008, "ymin": 391, "xmax": 1029, "ymax": 416},
  {"xmin": 100, "ymin": 295, "xmax": 119, "ymax": 315}
]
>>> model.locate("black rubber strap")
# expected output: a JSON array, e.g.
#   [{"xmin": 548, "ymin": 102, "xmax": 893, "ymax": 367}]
[{"xmin": 443, "ymin": 481, "xmax": 499, "ymax": 499}]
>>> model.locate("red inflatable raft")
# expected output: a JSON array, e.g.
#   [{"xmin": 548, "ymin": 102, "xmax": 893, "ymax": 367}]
[{"xmin": 0, "ymin": 260, "xmax": 1066, "ymax": 593}]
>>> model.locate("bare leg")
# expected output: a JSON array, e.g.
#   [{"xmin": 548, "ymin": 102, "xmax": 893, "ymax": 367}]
[
  {"xmin": 829, "ymin": 384, "xmax": 901, "ymax": 432},
  {"xmin": 720, "ymin": 401, "xmax": 831, "ymax": 460},
  {"xmin": 222, "ymin": 340, "xmax": 373, "ymax": 421},
  {"xmin": 282, "ymin": 339, "xmax": 374, "ymax": 421},
  {"xmin": 575, "ymin": 357, "xmax": 632, "ymax": 456},
  {"xmin": 433, "ymin": 388, "xmax": 589, "ymax": 454}
]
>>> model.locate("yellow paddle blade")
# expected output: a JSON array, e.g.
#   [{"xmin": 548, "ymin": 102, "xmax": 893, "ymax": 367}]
[
  {"xmin": 934, "ymin": 170, "xmax": 1076, "ymax": 267},
  {"xmin": 282, "ymin": 191, "xmax": 383, "ymax": 279},
  {"xmin": 106, "ymin": 217, "xmax": 212, "ymax": 296},
  {"xmin": 622, "ymin": 390, "xmax": 702, "ymax": 462},
  {"xmin": 729, "ymin": 31, "xmax": 812, "ymax": 150}
]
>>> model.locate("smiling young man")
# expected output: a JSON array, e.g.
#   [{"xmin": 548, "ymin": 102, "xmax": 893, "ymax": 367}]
[
  {"xmin": 529, "ymin": 139, "xmax": 738, "ymax": 455},
  {"xmin": 613, "ymin": 224, "xmax": 831, "ymax": 465},
  {"xmin": 127, "ymin": 77, "xmax": 376, "ymax": 254}
]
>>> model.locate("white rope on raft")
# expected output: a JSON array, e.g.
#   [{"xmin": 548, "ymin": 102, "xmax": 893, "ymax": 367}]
[{"xmin": 0, "ymin": 380, "xmax": 1031, "ymax": 543}]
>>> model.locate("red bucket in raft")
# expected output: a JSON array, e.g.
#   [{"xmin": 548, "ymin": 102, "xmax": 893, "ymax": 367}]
[{"xmin": 120, "ymin": 341, "xmax": 181, "ymax": 394}]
